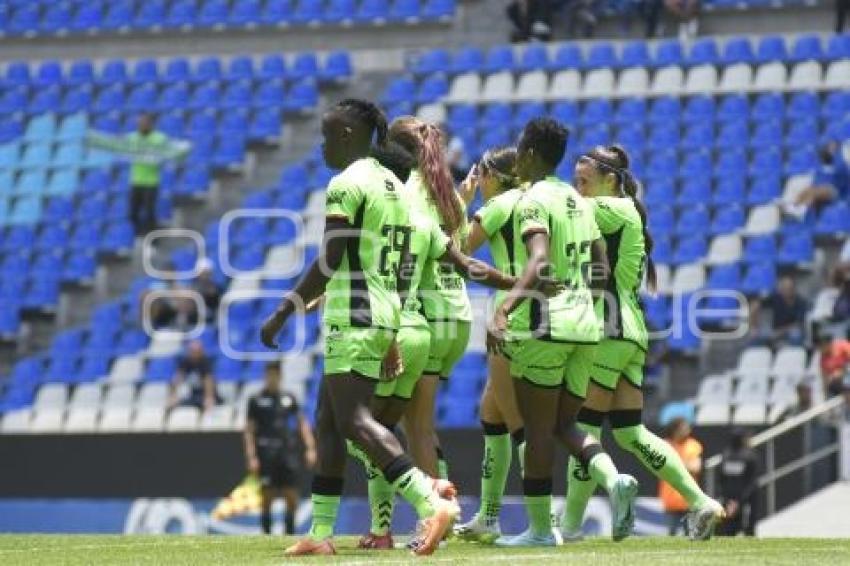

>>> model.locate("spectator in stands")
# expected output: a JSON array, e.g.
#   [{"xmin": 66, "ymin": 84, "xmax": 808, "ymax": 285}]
[
  {"xmin": 86, "ymin": 113, "xmax": 191, "ymax": 237},
  {"xmin": 244, "ymin": 362, "xmax": 316, "ymax": 535},
  {"xmin": 664, "ymin": 0, "xmax": 700, "ymax": 41},
  {"xmin": 780, "ymin": 381, "xmax": 814, "ymax": 421},
  {"xmin": 837, "ymin": 0, "xmax": 849, "ymax": 33},
  {"xmin": 642, "ymin": 0, "xmax": 664, "ymax": 37},
  {"xmin": 831, "ymin": 266, "xmax": 850, "ymax": 325},
  {"xmin": 816, "ymin": 333, "xmax": 850, "ymax": 398},
  {"xmin": 719, "ymin": 428, "xmax": 759, "ymax": 536},
  {"xmin": 506, "ymin": 0, "xmax": 554, "ymax": 41},
  {"xmin": 563, "ymin": 0, "xmax": 599, "ymax": 38},
  {"xmin": 794, "ymin": 142, "xmax": 849, "ymax": 216},
  {"xmin": 193, "ymin": 258, "xmax": 223, "ymax": 323},
  {"xmin": 168, "ymin": 340, "xmax": 221, "ymax": 411},
  {"xmin": 447, "ymin": 133, "xmax": 471, "ymax": 183},
  {"xmin": 748, "ymin": 276, "xmax": 808, "ymax": 347},
  {"xmin": 659, "ymin": 417, "xmax": 703, "ymax": 535}
]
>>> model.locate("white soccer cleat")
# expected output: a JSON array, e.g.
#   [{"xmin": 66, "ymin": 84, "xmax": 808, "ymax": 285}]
[
  {"xmin": 494, "ymin": 528, "xmax": 558, "ymax": 547},
  {"xmin": 687, "ymin": 498, "xmax": 725, "ymax": 541},
  {"xmin": 610, "ymin": 474, "xmax": 639, "ymax": 542},
  {"xmin": 453, "ymin": 513, "xmax": 502, "ymax": 544}
]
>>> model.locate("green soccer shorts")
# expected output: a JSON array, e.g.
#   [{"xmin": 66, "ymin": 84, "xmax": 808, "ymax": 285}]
[
  {"xmin": 590, "ymin": 338, "xmax": 646, "ymax": 391},
  {"xmin": 323, "ymin": 325, "xmax": 396, "ymax": 380},
  {"xmin": 505, "ymin": 339, "xmax": 597, "ymax": 399},
  {"xmin": 376, "ymin": 325, "xmax": 431, "ymax": 400},
  {"xmin": 424, "ymin": 320, "xmax": 471, "ymax": 379}
]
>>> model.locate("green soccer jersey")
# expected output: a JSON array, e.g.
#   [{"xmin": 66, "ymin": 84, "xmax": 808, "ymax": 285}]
[
  {"xmin": 473, "ymin": 187, "xmax": 524, "ymax": 310},
  {"xmin": 590, "ymin": 196, "xmax": 649, "ymax": 350},
  {"xmin": 404, "ymin": 169, "xmax": 473, "ymax": 322},
  {"xmin": 323, "ymin": 157, "xmax": 408, "ymax": 330},
  {"xmin": 509, "ymin": 176, "xmax": 602, "ymax": 344},
  {"xmin": 401, "ymin": 212, "xmax": 451, "ymax": 328}
]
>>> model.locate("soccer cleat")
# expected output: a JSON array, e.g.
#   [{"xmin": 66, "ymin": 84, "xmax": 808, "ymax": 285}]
[
  {"xmin": 610, "ymin": 474, "xmax": 639, "ymax": 542},
  {"xmin": 494, "ymin": 528, "xmax": 558, "ymax": 547},
  {"xmin": 561, "ymin": 528, "xmax": 584, "ymax": 542},
  {"xmin": 357, "ymin": 532, "xmax": 394, "ymax": 550},
  {"xmin": 687, "ymin": 498, "xmax": 725, "ymax": 541},
  {"xmin": 453, "ymin": 513, "xmax": 502, "ymax": 544},
  {"xmin": 408, "ymin": 498, "xmax": 460, "ymax": 556},
  {"xmin": 283, "ymin": 537, "xmax": 336, "ymax": 556}
]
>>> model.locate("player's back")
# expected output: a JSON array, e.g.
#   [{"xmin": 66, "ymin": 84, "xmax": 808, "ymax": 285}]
[
  {"xmin": 401, "ymin": 211, "xmax": 450, "ymax": 328},
  {"xmin": 324, "ymin": 157, "xmax": 407, "ymax": 330}
]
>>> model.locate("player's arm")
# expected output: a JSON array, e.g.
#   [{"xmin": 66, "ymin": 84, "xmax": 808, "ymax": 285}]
[
  {"xmin": 243, "ymin": 403, "xmax": 260, "ymax": 475},
  {"xmin": 588, "ymin": 237, "xmax": 610, "ymax": 294},
  {"xmin": 299, "ymin": 413, "xmax": 317, "ymax": 468},
  {"xmin": 466, "ymin": 220, "xmax": 489, "ymax": 255},
  {"xmin": 202, "ymin": 371, "xmax": 216, "ymax": 411},
  {"xmin": 440, "ymin": 241, "xmax": 515, "ymax": 290}
]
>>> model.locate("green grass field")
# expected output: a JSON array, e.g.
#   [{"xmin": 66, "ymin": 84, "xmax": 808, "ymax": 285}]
[{"xmin": 1, "ymin": 536, "xmax": 849, "ymax": 565}]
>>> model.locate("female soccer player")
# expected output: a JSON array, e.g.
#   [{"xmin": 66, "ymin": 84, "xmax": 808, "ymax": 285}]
[
  {"xmin": 259, "ymin": 99, "xmax": 457, "ymax": 557},
  {"xmin": 563, "ymin": 145, "xmax": 724, "ymax": 541},
  {"xmin": 453, "ymin": 148, "xmax": 529, "ymax": 543},
  {"xmin": 353, "ymin": 142, "xmax": 520, "ymax": 550},
  {"xmin": 487, "ymin": 118, "xmax": 638, "ymax": 546},
  {"xmin": 387, "ymin": 117, "xmax": 473, "ymax": 480}
]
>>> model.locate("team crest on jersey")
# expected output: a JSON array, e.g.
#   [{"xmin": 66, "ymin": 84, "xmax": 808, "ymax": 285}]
[{"xmin": 519, "ymin": 205, "xmax": 543, "ymax": 223}]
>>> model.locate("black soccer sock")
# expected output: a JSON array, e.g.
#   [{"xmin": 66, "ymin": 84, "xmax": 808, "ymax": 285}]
[
  {"xmin": 261, "ymin": 510, "xmax": 272, "ymax": 535},
  {"xmin": 284, "ymin": 509, "xmax": 295, "ymax": 535}
]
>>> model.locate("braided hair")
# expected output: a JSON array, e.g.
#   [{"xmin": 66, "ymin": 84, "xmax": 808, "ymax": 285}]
[
  {"xmin": 584, "ymin": 145, "xmax": 657, "ymax": 292},
  {"xmin": 336, "ymin": 98, "xmax": 388, "ymax": 148}
]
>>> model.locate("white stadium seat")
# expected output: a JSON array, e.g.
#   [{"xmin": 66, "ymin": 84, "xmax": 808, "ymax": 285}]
[
  {"xmin": 696, "ymin": 374, "xmax": 733, "ymax": 425},
  {"xmin": 416, "ymin": 103, "xmax": 446, "ymax": 124},
  {"xmin": 166, "ymin": 406, "xmax": 200, "ymax": 432},
  {"xmin": 582, "ymin": 68, "xmax": 615, "ymax": 98},
  {"xmin": 616, "ymin": 67, "xmax": 650, "ymax": 97},
  {"xmin": 305, "ymin": 190, "xmax": 326, "ymax": 216},
  {"xmin": 514, "ymin": 71, "xmax": 549, "ymax": 101},
  {"xmin": 263, "ymin": 244, "xmax": 299, "ymax": 277},
  {"xmin": 217, "ymin": 381, "xmax": 238, "ymax": 405},
  {"xmin": 1, "ymin": 409, "xmax": 32, "ymax": 433},
  {"xmin": 769, "ymin": 374, "xmax": 801, "ymax": 406},
  {"xmin": 68, "ymin": 383, "xmax": 103, "ymax": 410},
  {"xmin": 810, "ymin": 287, "xmax": 840, "ymax": 321},
  {"xmin": 718, "ymin": 63, "xmax": 753, "ymax": 92},
  {"xmin": 655, "ymin": 264, "xmax": 672, "ymax": 295},
  {"xmin": 300, "ymin": 216, "xmax": 325, "ymax": 247},
  {"xmin": 201, "ymin": 406, "xmax": 235, "ymax": 431},
  {"xmin": 824, "ymin": 60, "xmax": 850, "ymax": 89},
  {"xmin": 684, "ymin": 64, "xmax": 718, "ymax": 95},
  {"xmin": 788, "ymin": 61, "xmax": 822, "ymax": 90},
  {"xmin": 732, "ymin": 374, "xmax": 768, "ymax": 425},
  {"xmin": 743, "ymin": 204, "xmax": 780, "ymax": 236},
  {"xmin": 99, "ymin": 407, "xmax": 133, "ymax": 432},
  {"xmin": 548, "ymin": 70, "xmax": 581, "ymax": 99},
  {"xmin": 64, "ymin": 408, "xmax": 99, "ymax": 433},
  {"xmin": 672, "ymin": 264, "xmax": 704, "ymax": 294},
  {"xmin": 481, "ymin": 72, "xmax": 515, "ymax": 102},
  {"xmin": 108, "ymin": 355, "xmax": 143, "ymax": 384},
  {"xmin": 30, "ymin": 410, "xmax": 65, "ymax": 433},
  {"xmin": 132, "ymin": 407, "xmax": 165, "ymax": 432},
  {"xmin": 103, "ymin": 384, "xmax": 136, "ymax": 409},
  {"xmin": 736, "ymin": 346, "xmax": 773, "ymax": 375},
  {"xmin": 136, "ymin": 382, "xmax": 170, "ymax": 409},
  {"xmin": 706, "ymin": 235, "xmax": 742, "ymax": 265},
  {"xmin": 146, "ymin": 331, "xmax": 184, "ymax": 358},
  {"xmin": 753, "ymin": 62, "xmax": 787, "ymax": 91},
  {"xmin": 651, "ymin": 66, "xmax": 684, "ymax": 96},
  {"xmin": 34, "ymin": 384, "xmax": 68, "ymax": 412},
  {"xmin": 238, "ymin": 380, "xmax": 264, "ymax": 408},
  {"xmin": 228, "ymin": 273, "xmax": 261, "ymax": 294},
  {"xmin": 446, "ymin": 73, "xmax": 482, "ymax": 103},
  {"xmin": 771, "ymin": 346, "xmax": 807, "ymax": 378}
]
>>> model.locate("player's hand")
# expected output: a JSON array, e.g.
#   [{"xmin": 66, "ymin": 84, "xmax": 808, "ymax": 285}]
[
  {"xmin": 538, "ymin": 275, "xmax": 565, "ymax": 298},
  {"xmin": 247, "ymin": 457, "xmax": 260, "ymax": 476},
  {"xmin": 260, "ymin": 309, "xmax": 287, "ymax": 349},
  {"xmin": 487, "ymin": 309, "xmax": 508, "ymax": 355},
  {"xmin": 458, "ymin": 164, "xmax": 480, "ymax": 206},
  {"xmin": 380, "ymin": 340, "xmax": 404, "ymax": 381},
  {"xmin": 305, "ymin": 448, "xmax": 317, "ymax": 469}
]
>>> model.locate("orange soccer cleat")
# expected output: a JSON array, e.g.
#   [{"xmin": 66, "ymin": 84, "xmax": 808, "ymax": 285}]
[
  {"xmin": 283, "ymin": 537, "xmax": 337, "ymax": 557},
  {"xmin": 357, "ymin": 532, "xmax": 395, "ymax": 549}
]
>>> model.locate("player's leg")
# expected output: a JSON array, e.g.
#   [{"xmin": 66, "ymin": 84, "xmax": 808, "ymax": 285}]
[
  {"xmin": 494, "ymin": 340, "xmax": 563, "ymax": 547},
  {"xmin": 607, "ymin": 349, "xmax": 723, "ymax": 540},
  {"xmin": 260, "ymin": 486, "xmax": 275, "ymax": 535},
  {"xmin": 432, "ymin": 321, "xmax": 471, "ymax": 480},
  {"xmin": 557, "ymin": 345, "xmax": 638, "ymax": 542},
  {"xmin": 402, "ymin": 374, "xmax": 440, "ymax": 476},
  {"xmin": 281, "ymin": 487, "xmax": 300, "ymax": 535},
  {"xmin": 456, "ymin": 353, "xmax": 518, "ymax": 542}
]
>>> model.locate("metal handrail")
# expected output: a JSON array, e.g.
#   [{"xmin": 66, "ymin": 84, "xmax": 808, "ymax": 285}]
[{"xmin": 704, "ymin": 395, "xmax": 846, "ymax": 516}]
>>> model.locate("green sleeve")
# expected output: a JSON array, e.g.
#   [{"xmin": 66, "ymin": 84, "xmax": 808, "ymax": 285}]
[
  {"xmin": 325, "ymin": 174, "xmax": 364, "ymax": 224},
  {"xmin": 474, "ymin": 193, "xmax": 512, "ymax": 237},
  {"xmin": 591, "ymin": 198, "xmax": 625, "ymax": 235},
  {"xmin": 517, "ymin": 193, "xmax": 550, "ymax": 238}
]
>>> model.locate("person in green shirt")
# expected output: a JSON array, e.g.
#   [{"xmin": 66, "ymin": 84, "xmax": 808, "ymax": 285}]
[
  {"xmin": 259, "ymin": 99, "xmax": 458, "ymax": 558},
  {"xmin": 86, "ymin": 113, "xmax": 190, "ymax": 236},
  {"xmin": 351, "ymin": 141, "xmax": 520, "ymax": 551},
  {"xmin": 487, "ymin": 118, "xmax": 638, "ymax": 546},
  {"xmin": 563, "ymin": 145, "xmax": 724, "ymax": 542},
  {"xmin": 387, "ymin": 116, "xmax": 473, "ymax": 484},
  {"xmin": 453, "ymin": 147, "xmax": 529, "ymax": 543}
]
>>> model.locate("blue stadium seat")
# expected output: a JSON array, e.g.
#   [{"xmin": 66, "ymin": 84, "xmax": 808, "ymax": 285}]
[
  {"xmin": 222, "ymin": 82, "xmax": 252, "ymax": 110},
  {"xmin": 520, "ymin": 44, "xmax": 550, "ymax": 71},
  {"xmin": 249, "ymin": 110, "xmax": 283, "ymax": 141},
  {"xmin": 134, "ymin": 0, "xmax": 167, "ymax": 29},
  {"xmin": 717, "ymin": 95, "xmax": 749, "ymax": 122},
  {"xmin": 115, "ymin": 329, "xmax": 149, "ymax": 356},
  {"xmin": 195, "ymin": 57, "xmax": 223, "ymax": 83},
  {"xmin": 485, "ymin": 45, "xmax": 515, "ymax": 73},
  {"xmin": 97, "ymin": 60, "xmax": 128, "ymax": 88},
  {"xmin": 822, "ymin": 91, "xmax": 850, "ymax": 121},
  {"xmin": 188, "ymin": 83, "xmax": 220, "ymax": 111},
  {"xmin": 258, "ymin": 54, "xmax": 288, "ymax": 82},
  {"xmin": 621, "ymin": 41, "xmax": 651, "ymax": 68},
  {"xmin": 644, "ymin": 178, "xmax": 675, "ymax": 208},
  {"xmin": 290, "ymin": 53, "xmax": 320, "ymax": 81},
  {"xmin": 213, "ymin": 137, "xmax": 246, "ymax": 169},
  {"xmin": 667, "ymin": 294, "xmax": 700, "ymax": 353},
  {"xmin": 706, "ymin": 264, "xmax": 740, "ymax": 290},
  {"xmin": 741, "ymin": 263, "xmax": 776, "ymax": 296},
  {"xmin": 648, "ymin": 204, "xmax": 674, "ymax": 237},
  {"xmin": 755, "ymin": 35, "xmax": 788, "ymax": 63},
  {"xmin": 750, "ymin": 121, "xmax": 782, "ymax": 150},
  {"xmin": 617, "ymin": 124, "xmax": 646, "ymax": 157},
  {"xmin": 45, "ymin": 353, "xmax": 79, "ymax": 383},
  {"xmin": 645, "ymin": 152, "xmax": 677, "ymax": 182},
  {"xmin": 614, "ymin": 98, "xmax": 647, "ymax": 125},
  {"xmin": 649, "ymin": 97, "xmax": 680, "ymax": 124},
  {"xmin": 413, "ymin": 49, "xmax": 451, "ymax": 76},
  {"xmin": 321, "ymin": 51, "xmax": 353, "ymax": 82},
  {"xmin": 654, "ymin": 40, "xmax": 684, "ymax": 67},
  {"xmin": 230, "ymin": 0, "xmax": 262, "ymax": 26},
  {"xmin": 743, "ymin": 235, "xmax": 776, "ymax": 263},
  {"xmin": 293, "ymin": 0, "xmax": 324, "ymax": 24},
  {"xmin": 648, "ymin": 123, "xmax": 679, "ymax": 150},
  {"xmin": 165, "ymin": 0, "xmax": 198, "ymax": 28},
  {"xmin": 680, "ymin": 152, "xmax": 712, "ymax": 179},
  {"xmin": 787, "ymin": 92, "xmax": 819, "ymax": 120},
  {"xmin": 60, "ymin": 86, "xmax": 94, "ymax": 114},
  {"xmin": 451, "ymin": 46, "xmax": 485, "ymax": 73},
  {"xmin": 710, "ymin": 205, "xmax": 745, "ymax": 235},
  {"xmin": 69, "ymin": 221, "xmax": 104, "ymax": 252},
  {"xmin": 785, "ymin": 120, "xmax": 818, "ymax": 149},
  {"xmin": 4, "ymin": 225, "xmax": 35, "ymax": 250},
  {"xmin": 283, "ymin": 80, "xmax": 318, "ymax": 112},
  {"xmin": 157, "ymin": 84, "xmax": 189, "ymax": 112},
  {"xmin": 199, "ymin": 0, "xmax": 229, "ymax": 27},
  {"xmin": 103, "ymin": 0, "xmax": 134, "ymax": 30},
  {"xmin": 747, "ymin": 176, "xmax": 780, "ymax": 206},
  {"xmin": 5, "ymin": 61, "xmax": 30, "ymax": 87},
  {"xmin": 681, "ymin": 123, "xmax": 713, "ymax": 151},
  {"xmin": 673, "ymin": 235, "xmax": 707, "ymax": 264},
  {"xmin": 416, "ymin": 74, "xmax": 448, "ymax": 103},
  {"xmin": 513, "ymin": 102, "xmax": 547, "ymax": 131},
  {"xmin": 582, "ymin": 99, "xmax": 613, "ymax": 125},
  {"xmin": 390, "ymin": 0, "xmax": 422, "ymax": 22},
  {"xmin": 66, "ymin": 60, "xmax": 95, "ymax": 87},
  {"xmin": 551, "ymin": 43, "xmax": 582, "ymax": 70},
  {"xmin": 716, "ymin": 122, "xmax": 748, "ymax": 151},
  {"xmin": 262, "ymin": 0, "xmax": 294, "ymax": 24},
  {"xmin": 40, "ymin": 3, "xmax": 72, "ymax": 34},
  {"xmin": 586, "ymin": 43, "xmax": 618, "ymax": 69},
  {"xmin": 145, "ymin": 356, "xmax": 178, "ymax": 382},
  {"xmin": 785, "ymin": 148, "xmax": 818, "ymax": 176},
  {"xmin": 164, "ymin": 58, "xmax": 192, "ymax": 83},
  {"xmin": 29, "ymin": 86, "xmax": 61, "ymax": 114},
  {"xmin": 551, "ymin": 100, "xmax": 579, "ymax": 125},
  {"xmin": 826, "ymin": 33, "xmax": 850, "ymax": 61},
  {"xmin": 688, "ymin": 38, "xmax": 720, "ymax": 65},
  {"xmin": 749, "ymin": 148, "xmax": 782, "ymax": 178},
  {"xmin": 651, "ymin": 236, "xmax": 672, "ymax": 265},
  {"xmin": 678, "ymin": 177, "xmax": 711, "ymax": 205},
  {"xmin": 777, "ymin": 233, "xmax": 814, "ymax": 265},
  {"xmin": 752, "ymin": 93, "xmax": 784, "ymax": 121},
  {"xmin": 131, "ymin": 59, "xmax": 159, "ymax": 85},
  {"xmin": 422, "ymin": 0, "xmax": 456, "ymax": 21},
  {"xmin": 0, "ymin": 143, "xmax": 20, "ymax": 169},
  {"xmin": 126, "ymin": 84, "xmax": 158, "ymax": 112},
  {"xmin": 0, "ymin": 88, "xmax": 27, "ymax": 115},
  {"xmin": 8, "ymin": 4, "xmax": 39, "ymax": 36},
  {"xmin": 675, "ymin": 205, "xmax": 709, "ymax": 235},
  {"xmin": 711, "ymin": 177, "xmax": 745, "ymax": 207},
  {"xmin": 176, "ymin": 165, "xmax": 210, "ymax": 197},
  {"xmin": 252, "ymin": 82, "xmax": 285, "ymax": 109},
  {"xmin": 23, "ymin": 277, "xmax": 60, "ymax": 311},
  {"xmin": 791, "ymin": 34, "xmax": 824, "ymax": 62},
  {"xmin": 34, "ymin": 61, "xmax": 63, "ymax": 89},
  {"xmin": 815, "ymin": 202, "xmax": 850, "ymax": 236},
  {"xmin": 71, "ymin": 2, "xmax": 105, "ymax": 32},
  {"xmin": 721, "ymin": 37, "xmax": 755, "ymax": 65}
]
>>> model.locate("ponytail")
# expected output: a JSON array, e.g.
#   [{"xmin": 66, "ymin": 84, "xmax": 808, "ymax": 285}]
[{"xmin": 586, "ymin": 145, "xmax": 657, "ymax": 293}]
